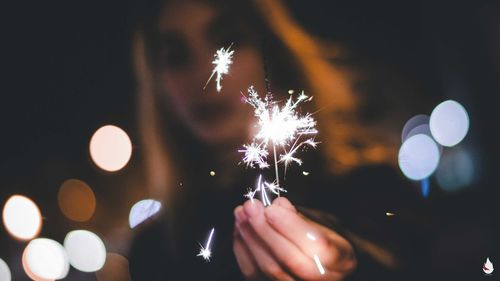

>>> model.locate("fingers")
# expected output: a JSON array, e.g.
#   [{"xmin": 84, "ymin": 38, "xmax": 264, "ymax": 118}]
[
  {"xmin": 233, "ymin": 223, "xmax": 261, "ymax": 280},
  {"xmin": 265, "ymin": 203, "xmax": 348, "ymax": 273},
  {"xmin": 243, "ymin": 200, "xmax": 318, "ymax": 279},
  {"xmin": 272, "ymin": 197, "xmax": 297, "ymax": 212},
  {"xmin": 265, "ymin": 203, "xmax": 325, "ymax": 255},
  {"xmin": 235, "ymin": 203, "xmax": 296, "ymax": 281},
  {"xmin": 236, "ymin": 199, "xmax": 357, "ymax": 280}
]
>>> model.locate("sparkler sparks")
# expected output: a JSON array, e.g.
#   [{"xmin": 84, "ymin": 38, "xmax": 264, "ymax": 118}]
[
  {"xmin": 204, "ymin": 43, "xmax": 234, "ymax": 92},
  {"xmin": 244, "ymin": 175, "xmax": 286, "ymax": 206},
  {"xmin": 240, "ymin": 86, "xmax": 318, "ymax": 194},
  {"xmin": 239, "ymin": 143, "xmax": 269, "ymax": 169},
  {"xmin": 197, "ymin": 228, "xmax": 215, "ymax": 262}
]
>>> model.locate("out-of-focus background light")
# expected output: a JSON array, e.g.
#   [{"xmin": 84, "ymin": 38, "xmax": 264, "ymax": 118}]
[
  {"xmin": 128, "ymin": 199, "xmax": 162, "ymax": 229},
  {"xmin": 24, "ymin": 238, "xmax": 69, "ymax": 280},
  {"xmin": 398, "ymin": 134, "xmax": 440, "ymax": 181},
  {"xmin": 401, "ymin": 114, "xmax": 430, "ymax": 142},
  {"xmin": 421, "ymin": 177, "xmax": 430, "ymax": 198},
  {"xmin": 429, "ymin": 100, "xmax": 469, "ymax": 147},
  {"xmin": 58, "ymin": 179, "xmax": 96, "ymax": 222},
  {"xmin": 96, "ymin": 253, "xmax": 131, "ymax": 281},
  {"xmin": 405, "ymin": 123, "xmax": 443, "ymax": 155},
  {"xmin": 22, "ymin": 247, "xmax": 55, "ymax": 281},
  {"xmin": 64, "ymin": 230, "xmax": 107, "ymax": 272},
  {"xmin": 2, "ymin": 195, "xmax": 42, "ymax": 240},
  {"xmin": 89, "ymin": 125, "xmax": 133, "ymax": 172},
  {"xmin": 436, "ymin": 148, "xmax": 476, "ymax": 192},
  {"xmin": 406, "ymin": 123, "xmax": 432, "ymax": 140},
  {"xmin": 0, "ymin": 258, "xmax": 11, "ymax": 281}
]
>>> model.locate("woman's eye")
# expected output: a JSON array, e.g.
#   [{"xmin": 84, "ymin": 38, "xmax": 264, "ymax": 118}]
[{"xmin": 158, "ymin": 35, "xmax": 191, "ymax": 69}]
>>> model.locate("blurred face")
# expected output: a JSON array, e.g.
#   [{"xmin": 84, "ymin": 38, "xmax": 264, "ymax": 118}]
[{"xmin": 157, "ymin": 0, "xmax": 266, "ymax": 146}]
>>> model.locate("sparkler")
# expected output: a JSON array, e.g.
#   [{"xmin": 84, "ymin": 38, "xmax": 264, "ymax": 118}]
[
  {"xmin": 197, "ymin": 228, "xmax": 215, "ymax": 262},
  {"xmin": 204, "ymin": 43, "xmax": 234, "ymax": 92},
  {"xmin": 244, "ymin": 175, "xmax": 286, "ymax": 206},
  {"xmin": 240, "ymin": 86, "xmax": 318, "ymax": 197}
]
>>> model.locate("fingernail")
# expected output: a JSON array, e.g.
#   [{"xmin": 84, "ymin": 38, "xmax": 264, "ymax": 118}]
[
  {"xmin": 264, "ymin": 205, "xmax": 282, "ymax": 224},
  {"xmin": 243, "ymin": 200, "xmax": 261, "ymax": 218},
  {"xmin": 238, "ymin": 223, "xmax": 247, "ymax": 238},
  {"xmin": 234, "ymin": 207, "xmax": 244, "ymax": 223}
]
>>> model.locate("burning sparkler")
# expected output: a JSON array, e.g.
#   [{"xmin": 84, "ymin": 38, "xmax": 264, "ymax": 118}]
[
  {"xmin": 244, "ymin": 175, "xmax": 286, "ymax": 206},
  {"xmin": 240, "ymin": 86, "xmax": 318, "ymax": 196},
  {"xmin": 197, "ymin": 228, "xmax": 215, "ymax": 262},
  {"xmin": 204, "ymin": 43, "xmax": 234, "ymax": 92}
]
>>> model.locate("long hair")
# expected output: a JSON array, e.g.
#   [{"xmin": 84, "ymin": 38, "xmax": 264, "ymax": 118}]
[{"xmin": 132, "ymin": 0, "xmax": 398, "ymax": 206}]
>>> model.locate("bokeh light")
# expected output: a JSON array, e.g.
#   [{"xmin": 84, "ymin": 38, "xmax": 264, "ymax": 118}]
[
  {"xmin": 129, "ymin": 199, "xmax": 162, "ymax": 229},
  {"xmin": 22, "ymin": 248, "xmax": 54, "ymax": 281},
  {"xmin": 0, "ymin": 258, "xmax": 11, "ymax": 281},
  {"xmin": 406, "ymin": 124, "xmax": 443, "ymax": 155},
  {"xmin": 24, "ymin": 238, "xmax": 69, "ymax": 280},
  {"xmin": 406, "ymin": 124, "xmax": 431, "ymax": 140},
  {"xmin": 436, "ymin": 148, "xmax": 475, "ymax": 192},
  {"xmin": 2, "ymin": 195, "xmax": 42, "ymax": 240},
  {"xmin": 64, "ymin": 230, "xmax": 106, "ymax": 272},
  {"xmin": 96, "ymin": 253, "xmax": 131, "ymax": 281},
  {"xmin": 398, "ymin": 134, "xmax": 440, "ymax": 181},
  {"xmin": 429, "ymin": 100, "xmax": 469, "ymax": 147},
  {"xmin": 401, "ymin": 114, "xmax": 429, "ymax": 142},
  {"xmin": 58, "ymin": 179, "xmax": 96, "ymax": 222},
  {"xmin": 421, "ymin": 177, "xmax": 430, "ymax": 198},
  {"xmin": 89, "ymin": 125, "xmax": 132, "ymax": 172}
]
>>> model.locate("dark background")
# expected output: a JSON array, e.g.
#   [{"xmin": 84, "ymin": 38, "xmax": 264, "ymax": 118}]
[{"xmin": 1, "ymin": 0, "xmax": 499, "ymax": 280}]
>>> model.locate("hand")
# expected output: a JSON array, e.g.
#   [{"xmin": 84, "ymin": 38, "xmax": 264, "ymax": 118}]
[{"xmin": 233, "ymin": 197, "xmax": 357, "ymax": 281}]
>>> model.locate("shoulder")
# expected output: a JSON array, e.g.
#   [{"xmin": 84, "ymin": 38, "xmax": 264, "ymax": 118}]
[{"xmin": 128, "ymin": 215, "xmax": 171, "ymax": 280}]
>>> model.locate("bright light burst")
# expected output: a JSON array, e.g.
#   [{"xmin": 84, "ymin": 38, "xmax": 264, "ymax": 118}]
[
  {"xmin": 197, "ymin": 228, "xmax": 215, "ymax": 262},
  {"xmin": 204, "ymin": 43, "xmax": 234, "ymax": 92},
  {"xmin": 244, "ymin": 175, "xmax": 286, "ymax": 206},
  {"xmin": 239, "ymin": 143, "xmax": 269, "ymax": 169},
  {"xmin": 240, "ymin": 86, "xmax": 318, "ymax": 194}
]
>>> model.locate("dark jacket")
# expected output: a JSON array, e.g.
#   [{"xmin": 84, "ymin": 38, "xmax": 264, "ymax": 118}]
[{"xmin": 128, "ymin": 164, "xmax": 430, "ymax": 280}]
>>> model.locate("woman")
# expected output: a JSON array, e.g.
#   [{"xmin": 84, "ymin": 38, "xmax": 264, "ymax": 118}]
[{"xmin": 129, "ymin": 0, "xmax": 428, "ymax": 280}]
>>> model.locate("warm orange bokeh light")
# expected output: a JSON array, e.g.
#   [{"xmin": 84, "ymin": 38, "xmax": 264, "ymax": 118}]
[
  {"xmin": 96, "ymin": 253, "xmax": 131, "ymax": 281},
  {"xmin": 89, "ymin": 125, "xmax": 133, "ymax": 172},
  {"xmin": 58, "ymin": 179, "xmax": 96, "ymax": 222},
  {"xmin": 2, "ymin": 195, "xmax": 42, "ymax": 241}
]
